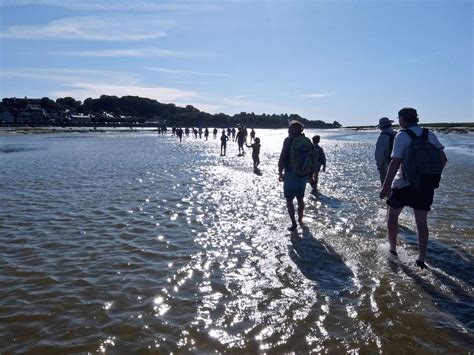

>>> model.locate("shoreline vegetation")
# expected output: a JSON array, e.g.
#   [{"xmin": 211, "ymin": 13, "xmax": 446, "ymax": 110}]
[
  {"xmin": 0, "ymin": 95, "xmax": 341, "ymax": 130},
  {"xmin": 346, "ymin": 122, "xmax": 474, "ymax": 134},
  {"xmin": 1, "ymin": 123, "xmax": 472, "ymax": 136}
]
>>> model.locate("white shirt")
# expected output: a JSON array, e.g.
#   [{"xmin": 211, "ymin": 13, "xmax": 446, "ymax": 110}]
[{"xmin": 391, "ymin": 125, "xmax": 444, "ymax": 189}]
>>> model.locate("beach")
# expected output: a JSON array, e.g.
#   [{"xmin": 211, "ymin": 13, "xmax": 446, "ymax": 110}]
[{"xmin": 0, "ymin": 129, "xmax": 472, "ymax": 352}]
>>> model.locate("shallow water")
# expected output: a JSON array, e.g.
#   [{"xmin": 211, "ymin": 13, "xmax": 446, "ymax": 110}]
[{"xmin": 0, "ymin": 129, "xmax": 472, "ymax": 352}]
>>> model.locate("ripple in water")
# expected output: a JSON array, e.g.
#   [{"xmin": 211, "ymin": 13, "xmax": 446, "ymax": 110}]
[{"xmin": 0, "ymin": 130, "xmax": 472, "ymax": 352}]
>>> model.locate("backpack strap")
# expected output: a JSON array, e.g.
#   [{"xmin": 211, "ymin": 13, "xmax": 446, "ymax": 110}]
[
  {"xmin": 422, "ymin": 128, "xmax": 429, "ymax": 140},
  {"xmin": 402, "ymin": 128, "xmax": 417, "ymax": 139},
  {"xmin": 381, "ymin": 132, "xmax": 395, "ymax": 155}
]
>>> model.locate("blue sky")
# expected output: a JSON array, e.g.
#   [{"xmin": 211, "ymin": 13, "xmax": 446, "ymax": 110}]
[{"xmin": 0, "ymin": 0, "xmax": 472, "ymax": 125}]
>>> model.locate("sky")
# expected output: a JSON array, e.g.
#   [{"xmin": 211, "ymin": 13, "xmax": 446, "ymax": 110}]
[{"xmin": 0, "ymin": 0, "xmax": 472, "ymax": 125}]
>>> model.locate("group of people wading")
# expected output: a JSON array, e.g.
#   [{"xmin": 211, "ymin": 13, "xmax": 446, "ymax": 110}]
[
  {"xmin": 165, "ymin": 106, "xmax": 446, "ymax": 270},
  {"xmin": 278, "ymin": 107, "xmax": 446, "ymax": 270}
]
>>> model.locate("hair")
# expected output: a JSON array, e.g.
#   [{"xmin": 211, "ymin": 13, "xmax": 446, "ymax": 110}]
[
  {"xmin": 312, "ymin": 135, "xmax": 320, "ymax": 144},
  {"xmin": 398, "ymin": 107, "xmax": 419, "ymax": 124},
  {"xmin": 255, "ymin": 137, "xmax": 260, "ymax": 143}
]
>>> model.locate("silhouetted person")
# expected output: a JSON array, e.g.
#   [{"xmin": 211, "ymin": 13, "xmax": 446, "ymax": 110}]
[
  {"xmin": 308, "ymin": 135, "xmax": 326, "ymax": 193},
  {"xmin": 204, "ymin": 128, "xmax": 209, "ymax": 140},
  {"xmin": 250, "ymin": 128, "xmax": 256, "ymax": 143},
  {"xmin": 246, "ymin": 137, "xmax": 261, "ymax": 169},
  {"xmin": 213, "ymin": 127, "xmax": 218, "ymax": 139},
  {"xmin": 375, "ymin": 117, "xmax": 397, "ymax": 185},
  {"xmin": 278, "ymin": 121, "xmax": 316, "ymax": 231},
  {"xmin": 236, "ymin": 127, "xmax": 246, "ymax": 156},
  {"xmin": 176, "ymin": 127, "xmax": 183, "ymax": 142},
  {"xmin": 220, "ymin": 130, "xmax": 229, "ymax": 156}
]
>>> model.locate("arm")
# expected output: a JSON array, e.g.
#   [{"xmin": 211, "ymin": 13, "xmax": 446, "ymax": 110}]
[
  {"xmin": 321, "ymin": 148, "xmax": 326, "ymax": 171},
  {"xmin": 379, "ymin": 158, "xmax": 402, "ymax": 199},
  {"xmin": 374, "ymin": 136, "xmax": 384, "ymax": 169},
  {"xmin": 278, "ymin": 138, "xmax": 290, "ymax": 181}
]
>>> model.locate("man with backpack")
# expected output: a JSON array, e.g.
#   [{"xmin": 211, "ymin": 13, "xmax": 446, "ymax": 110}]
[
  {"xmin": 380, "ymin": 107, "xmax": 447, "ymax": 268},
  {"xmin": 375, "ymin": 117, "xmax": 397, "ymax": 185},
  {"xmin": 278, "ymin": 121, "xmax": 317, "ymax": 231}
]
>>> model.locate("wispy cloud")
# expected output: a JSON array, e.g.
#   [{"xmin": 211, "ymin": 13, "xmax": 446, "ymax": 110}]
[
  {"xmin": 53, "ymin": 83, "xmax": 198, "ymax": 102},
  {"xmin": 0, "ymin": 68, "xmax": 198, "ymax": 102},
  {"xmin": 0, "ymin": 68, "xmax": 299, "ymax": 116},
  {"xmin": 52, "ymin": 48, "xmax": 183, "ymax": 57},
  {"xmin": 299, "ymin": 92, "xmax": 335, "ymax": 99},
  {"xmin": 0, "ymin": 15, "xmax": 171, "ymax": 41},
  {"xmin": 0, "ymin": 0, "xmax": 220, "ymax": 12},
  {"xmin": 146, "ymin": 67, "xmax": 230, "ymax": 77}
]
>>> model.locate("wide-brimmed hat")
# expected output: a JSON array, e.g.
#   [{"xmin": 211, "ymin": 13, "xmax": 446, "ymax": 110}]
[{"xmin": 378, "ymin": 117, "xmax": 393, "ymax": 128}]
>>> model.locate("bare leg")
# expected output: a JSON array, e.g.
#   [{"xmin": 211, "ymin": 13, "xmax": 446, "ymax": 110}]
[
  {"xmin": 286, "ymin": 198, "xmax": 297, "ymax": 230},
  {"xmin": 414, "ymin": 209, "xmax": 429, "ymax": 262},
  {"xmin": 296, "ymin": 196, "xmax": 304, "ymax": 224},
  {"xmin": 387, "ymin": 206, "xmax": 403, "ymax": 254},
  {"xmin": 313, "ymin": 172, "xmax": 319, "ymax": 190}
]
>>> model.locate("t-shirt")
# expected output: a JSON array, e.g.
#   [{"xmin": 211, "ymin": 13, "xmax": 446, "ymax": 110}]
[{"xmin": 391, "ymin": 125, "xmax": 444, "ymax": 189}]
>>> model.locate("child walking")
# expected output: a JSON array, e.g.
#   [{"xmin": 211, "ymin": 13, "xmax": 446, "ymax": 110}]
[{"xmin": 246, "ymin": 137, "xmax": 261, "ymax": 170}]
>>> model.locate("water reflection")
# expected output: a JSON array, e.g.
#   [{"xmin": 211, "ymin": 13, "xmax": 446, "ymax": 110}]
[{"xmin": 0, "ymin": 130, "xmax": 472, "ymax": 352}]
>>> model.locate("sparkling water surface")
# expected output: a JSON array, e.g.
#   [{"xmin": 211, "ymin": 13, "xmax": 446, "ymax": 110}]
[{"xmin": 0, "ymin": 129, "xmax": 472, "ymax": 352}]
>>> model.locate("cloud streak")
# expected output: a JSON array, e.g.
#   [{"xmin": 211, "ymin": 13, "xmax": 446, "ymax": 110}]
[
  {"xmin": 0, "ymin": 15, "xmax": 171, "ymax": 41},
  {"xmin": 299, "ymin": 92, "xmax": 335, "ymax": 99},
  {"xmin": 52, "ymin": 48, "xmax": 183, "ymax": 57},
  {"xmin": 146, "ymin": 67, "xmax": 230, "ymax": 77},
  {"xmin": 0, "ymin": 68, "xmax": 198, "ymax": 102},
  {"xmin": 0, "ymin": 0, "xmax": 220, "ymax": 12}
]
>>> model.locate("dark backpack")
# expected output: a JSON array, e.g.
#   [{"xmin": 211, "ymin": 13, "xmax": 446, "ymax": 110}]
[
  {"xmin": 381, "ymin": 131, "xmax": 395, "ymax": 159},
  {"xmin": 403, "ymin": 128, "xmax": 443, "ymax": 190},
  {"xmin": 289, "ymin": 135, "xmax": 316, "ymax": 176}
]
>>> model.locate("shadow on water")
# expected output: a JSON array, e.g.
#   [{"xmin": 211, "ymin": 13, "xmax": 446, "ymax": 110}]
[
  {"xmin": 311, "ymin": 193, "xmax": 342, "ymax": 208},
  {"xmin": 399, "ymin": 226, "xmax": 474, "ymax": 288},
  {"xmin": 397, "ymin": 261, "xmax": 474, "ymax": 338},
  {"xmin": 289, "ymin": 225, "xmax": 353, "ymax": 294}
]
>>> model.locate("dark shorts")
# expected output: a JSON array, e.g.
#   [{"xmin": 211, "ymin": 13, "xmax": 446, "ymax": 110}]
[
  {"xmin": 284, "ymin": 171, "xmax": 308, "ymax": 199},
  {"xmin": 386, "ymin": 185, "xmax": 435, "ymax": 211}
]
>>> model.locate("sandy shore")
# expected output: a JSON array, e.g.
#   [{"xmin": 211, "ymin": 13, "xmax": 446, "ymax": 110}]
[{"xmin": 0, "ymin": 126, "xmax": 159, "ymax": 135}]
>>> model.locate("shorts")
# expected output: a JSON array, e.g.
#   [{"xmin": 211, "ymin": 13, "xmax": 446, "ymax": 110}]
[
  {"xmin": 386, "ymin": 185, "xmax": 435, "ymax": 211},
  {"xmin": 284, "ymin": 171, "xmax": 308, "ymax": 199}
]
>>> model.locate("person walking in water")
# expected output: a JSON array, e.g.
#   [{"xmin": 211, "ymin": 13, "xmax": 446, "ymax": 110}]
[
  {"xmin": 250, "ymin": 128, "xmax": 256, "ymax": 143},
  {"xmin": 278, "ymin": 121, "xmax": 316, "ymax": 231},
  {"xmin": 308, "ymin": 135, "xmax": 326, "ymax": 194},
  {"xmin": 375, "ymin": 117, "xmax": 397, "ymax": 185},
  {"xmin": 176, "ymin": 127, "xmax": 183, "ymax": 142},
  {"xmin": 246, "ymin": 137, "xmax": 261, "ymax": 171},
  {"xmin": 204, "ymin": 128, "xmax": 209, "ymax": 141},
  {"xmin": 236, "ymin": 127, "xmax": 246, "ymax": 156},
  {"xmin": 380, "ymin": 107, "xmax": 447, "ymax": 269},
  {"xmin": 213, "ymin": 127, "xmax": 218, "ymax": 139},
  {"xmin": 220, "ymin": 130, "xmax": 229, "ymax": 156}
]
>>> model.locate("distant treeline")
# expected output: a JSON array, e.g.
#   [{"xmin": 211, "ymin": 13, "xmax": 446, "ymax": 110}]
[{"xmin": 0, "ymin": 95, "xmax": 341, "ymax": 129}]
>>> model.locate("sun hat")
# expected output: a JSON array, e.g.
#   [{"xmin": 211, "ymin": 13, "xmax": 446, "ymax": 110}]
[{"xmin": 378, "ymin": 117, "xmax": 393, "ymax": 128}]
